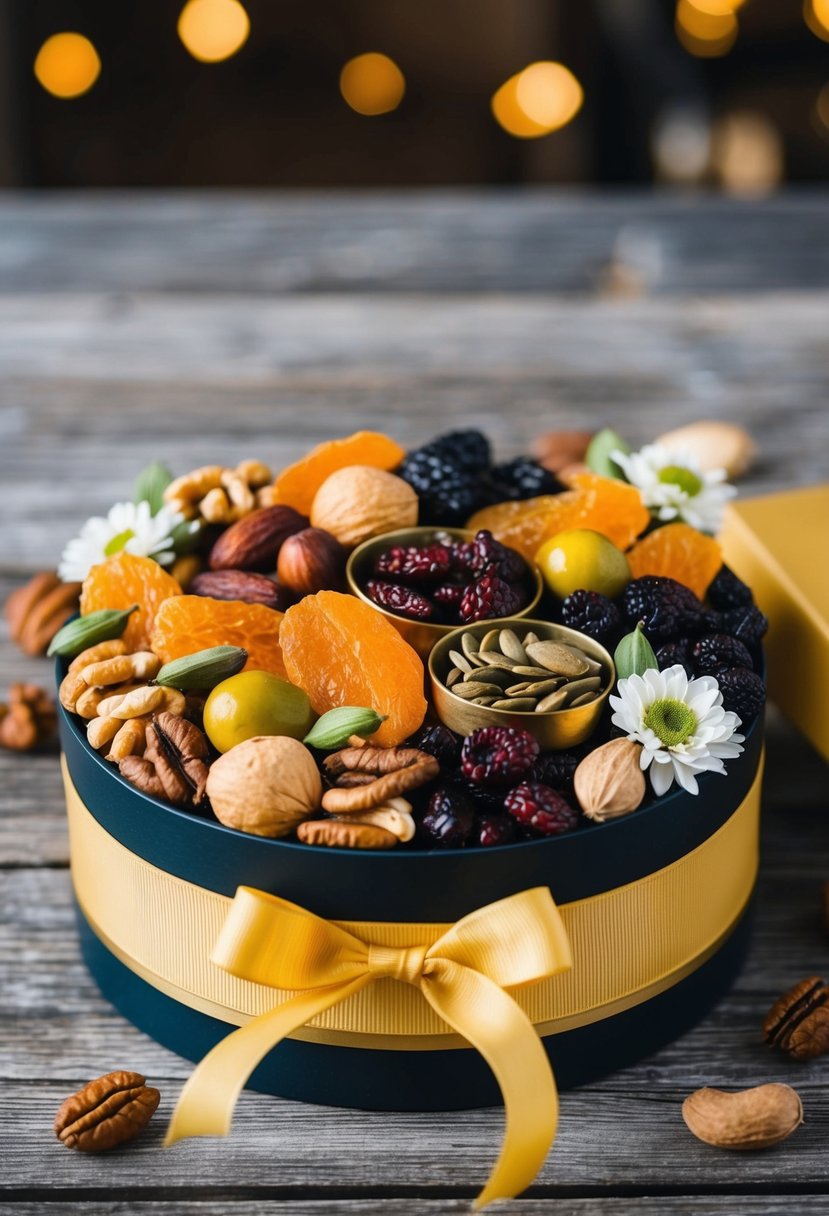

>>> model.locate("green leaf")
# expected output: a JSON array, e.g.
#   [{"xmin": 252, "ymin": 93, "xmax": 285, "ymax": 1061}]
[
  {"xmin": 134, "ymin": 461, "xmax": 173, "ymax": 515},
  {"xmin": 585, "ymin": 429, "xmax": 630, "ymax": 480},
  {"xmin": 169, "ymin": 517, "xmax": 202, "ymax": 555},
  {"xmin": 614, "ymin": 622, "xmax": 658, "ymax": 681}
]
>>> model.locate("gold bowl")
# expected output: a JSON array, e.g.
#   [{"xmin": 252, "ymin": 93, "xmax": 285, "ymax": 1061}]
[
  {"xmin": 346, "ymin": 527, "xmax": 544, "ymax": 659},
  {"xmin": 428, "ymin": 618, "xmax": 615, "ymax": 749}
]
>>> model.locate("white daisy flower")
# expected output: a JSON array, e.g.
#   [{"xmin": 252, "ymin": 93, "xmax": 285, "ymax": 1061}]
[
  {"xmin": 59, "ymin": 501, "xmax": 190, "ymax": 583},
  {"xmin": 611, "ymin": 442, "xmax": 735, "ymax": 534},
  {"xmin": 609, "ymin": 664, "xmax": 744, "ymax": 797}
]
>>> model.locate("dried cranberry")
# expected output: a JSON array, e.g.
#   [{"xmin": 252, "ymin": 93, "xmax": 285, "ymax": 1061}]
[
  {"xmin": 459, "ymin": 570, "xmax": 524, "ymax": 624},
  {"xmin": 365, "ymin": 580, "xmax": 434, "ymax": 621},
  {"xmin": 504, "ymin": 783, "xmax": 579, "ymax": 837},
  {"xmin": 374, "ymin": 544, "xmax": 452, "ymax": 582},
  {"xmin": 461, "ymin": 726, "xmax": 539, "ymax": 787},
  {"xmin": 454, "ymin": 530, "xmax": 526, "ymax": 583}
]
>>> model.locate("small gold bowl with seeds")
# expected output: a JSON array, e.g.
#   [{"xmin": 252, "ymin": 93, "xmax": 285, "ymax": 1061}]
[
  {"xmin": 346, "ymin": 527, "xmax": 543, "ymax": 659},
  {"xmin": 428, "ymin": 618, "xmax": 615, "ymax": 749}
]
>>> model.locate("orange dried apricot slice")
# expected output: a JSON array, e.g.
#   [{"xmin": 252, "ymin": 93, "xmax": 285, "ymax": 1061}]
[
  {"xmin": 80, "ymin": 553, "xmax": 182, "ymax": 651},
  {"xmin": 280, "ymin": 590, "xmax": 427, "ymax": 747},
  {"xmin": 468, "ymin": 474, "xmax": 649, "ymax": 560},
  {"xmin": 151, "ymin": 595, "xmax": 286, "ymax": 677},
  {"xmin": 273, "ymin": 432, "xmax": 406, "ymax": 516},
  {"xmin": 627, "ymin": 523, "xmax": 722, "ymax": 600}
]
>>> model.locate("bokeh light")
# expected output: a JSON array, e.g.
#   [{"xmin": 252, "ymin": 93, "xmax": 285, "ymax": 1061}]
[
  {"xmin": 492, "ymin": 61, "xmax": 583, "ymax": 139},
  {"xmin": 34, "ymin": 33, "xmax": 101, "ymax": 99},
  {"xmin": 713, "ymin": 110, "xmax": 783, "ymax": 195},
  {"xmin": 676, "ymin": 0, "xmax": 738, "ymax": 56},
  {"xmin": 340, "ymin": 53, "xmax": 405, "ymax": 116},
  {"xmin": 177, "ymin": 0, "xmax": 250, "ymax": 64},
  {"xmin": 685, "ymin": 0, "xmax": 745, "ymax": 14},
  {"xmin": 805, "ymin": 0, "xmax": 829, "ymax": 41}
]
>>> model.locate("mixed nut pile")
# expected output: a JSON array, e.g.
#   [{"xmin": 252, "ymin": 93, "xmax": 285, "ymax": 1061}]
[{"xmin": 5, "ymin": 422, "xmax": 768, "ymax": 851}]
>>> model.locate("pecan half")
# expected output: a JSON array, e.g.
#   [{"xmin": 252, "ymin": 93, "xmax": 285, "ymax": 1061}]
[
  {"xmin": 297, "ymin": 818, "xmax": 397, "ymax": 849},
  {"xmin": 118, "ymin": 712, "xmax": 210, "ymax": 806},
  {"xmin": 0, "ymin": 684, "xmax": 56, "ymax": 751},
  {"xmin": 54, "ymin": 1070, "xmax": 160, "ymax": 1152},
  {"xmin": 763, "ymin": 976, "xmax": 829, "ymax": 1059},
  {"xmin": 5, "ymin": 572, "xmax": 81, "ymax": 656},
  {"xmin": 322, "ymin": 746, "xmax": 439, "ymax": 813}
]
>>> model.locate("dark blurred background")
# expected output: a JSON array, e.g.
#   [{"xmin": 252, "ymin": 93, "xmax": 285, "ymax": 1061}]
[{"xmin": 1, "ymin": 0, "xmax": 827, "ymax": 191}]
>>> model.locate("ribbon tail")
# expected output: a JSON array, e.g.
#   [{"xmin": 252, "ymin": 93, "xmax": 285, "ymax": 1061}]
[
  {"xmin": 164, "ymin": 975, "xmax": 371, "ymax": 1147},
  {"xmin": 422, "ymin": 962, "xmax": 557, "ymax": 1210}
]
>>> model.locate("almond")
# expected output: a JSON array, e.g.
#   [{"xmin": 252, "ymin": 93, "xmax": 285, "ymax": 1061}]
[
  {"xmin": 189, "ymin": 569, "xmax": 290, "ymax": 611},
  {"xmin": 208, "ymin": 505, "xmax": 308, "ymax": 572}
]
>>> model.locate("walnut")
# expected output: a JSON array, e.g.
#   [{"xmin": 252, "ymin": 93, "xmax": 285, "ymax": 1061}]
[
  {"xmin": 0, "ymin": 683, "xmax": 56, "ymax": 751},
  {"xmin": 164, "ymin": 460, "xmax": 274, "ymax": 525},
  {"xmin": 4, "ymin": 572, "xmax": 81, "ymax": 656},
  {"xmin": 206, "ymin": 735, "xmax": 322, "ymax": 837},
  {"xmin": 119, "ymin": 712, "xmax": 210, "ymax": 806},
  {"xmin": 310, "ymin": 466, "xmax": 418, "ymax": 548},
  {"xmin": 54, "ymin": 1071, "xmax": 160, "ymax": 1152}
]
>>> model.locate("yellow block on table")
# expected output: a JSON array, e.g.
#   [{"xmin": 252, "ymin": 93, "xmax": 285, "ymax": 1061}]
[{"xmin": 720, "ymin": 485, "xmax": 829, "ymax": 764}]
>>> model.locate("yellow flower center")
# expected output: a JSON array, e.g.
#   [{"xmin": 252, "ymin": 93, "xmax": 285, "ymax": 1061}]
[
  {"xmin": 643, "ymin": 697, "xmax": 697, "ymax": 748},
  {"xmin": 658, "ymin": 465, "xmax": 703, "ymax": 497}
]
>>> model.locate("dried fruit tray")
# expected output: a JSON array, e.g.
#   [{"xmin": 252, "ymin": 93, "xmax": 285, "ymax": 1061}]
[{"xmin": 58, "ymin": 659, "xmax": 764, "ymax": 1107}]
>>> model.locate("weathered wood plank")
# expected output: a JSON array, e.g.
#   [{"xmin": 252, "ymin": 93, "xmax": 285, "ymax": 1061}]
[
  {"xmin": 0, "ymin": 193, "xmax": 827, "ymax": 295},
  {"xmin": 5, "ymin": 1205, "xmax": 829, "ymax": 1216}
]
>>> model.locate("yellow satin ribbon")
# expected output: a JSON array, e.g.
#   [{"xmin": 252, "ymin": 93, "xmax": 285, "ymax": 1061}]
[{"xmin": 164, "ymin": 884, "xmax": 573, "ymax": 1209}]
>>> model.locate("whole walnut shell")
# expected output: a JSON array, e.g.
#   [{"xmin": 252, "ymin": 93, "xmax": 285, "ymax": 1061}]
[
  {"xmin": 310, "ymin": 466, "xmax": 418, "ymax": 548},
  {"xmin": 573, "ymin": 737, "xmax": 646, "ymax": 822},
  {"xmin": 206, "ymin": 735, "xmax": 322, "ymax": 837}
]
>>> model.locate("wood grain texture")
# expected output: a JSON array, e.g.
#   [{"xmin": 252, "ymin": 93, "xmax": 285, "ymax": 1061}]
[{"xmin": 2, "ymin": 194, "xmax": 829, "ymax": 1213}]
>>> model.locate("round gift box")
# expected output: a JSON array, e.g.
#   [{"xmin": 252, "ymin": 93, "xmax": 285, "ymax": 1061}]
[{"xmin": 58, "ymin": 671, "xmax": 764, "ymax": 1111}]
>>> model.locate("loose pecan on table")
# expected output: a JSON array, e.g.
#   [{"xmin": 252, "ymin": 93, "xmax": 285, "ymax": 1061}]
[
  {"xmin": 118, "ymin": 711, "xmax": 210, "ymax": 806},
  {"xmin": 763, "ymin": 976, "xmax": 829, "ymax": 1060},
  {"xmin": 0, "ymin": 683, "xmax": 56, "ymax": 751},
  {"xmin": 54, "ymin": 1071, "xmax": 160, "ymax": 1152},
  {"xmin": 5, "ymin": 572, "xmax": 81, "ymax": 656},
  {"xmin": 321, "ymin": 746, "xmax": 439, "ymax": 813}
]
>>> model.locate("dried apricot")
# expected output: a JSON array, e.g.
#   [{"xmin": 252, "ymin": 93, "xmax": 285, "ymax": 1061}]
[
  {"xmin": 151, "ymin": 596, "xmax": 286, "ymax": 677},
  {"xmin": 627, "ymin": 523, "xmax": 722, "ymax": 600},
  {"xmin": 467, "ymin": 474, "xmax": 649, "ymax": 560},
  {"xmin": 80, "ymin": 553, "xmax": 181, "ymax": 651},
  {"xmin": 280, "ymin": 591, "xmax": 427, "ymax": 747},
  {"xmin": 273, "ymin": 432, "xmax": 406, "ymax": 516}
]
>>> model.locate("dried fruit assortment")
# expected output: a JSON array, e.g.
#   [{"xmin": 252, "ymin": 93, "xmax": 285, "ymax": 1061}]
[{"xmin": 15, "ymin": 421, "xmax": 765, "ymax": 851}]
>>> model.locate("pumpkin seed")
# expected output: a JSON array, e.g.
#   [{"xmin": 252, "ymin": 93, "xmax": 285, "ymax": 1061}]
[
  {"xmin": 569, "ymin": 691, "xmax": 598, "ymax": 707},
  {"xmin": 449, "ymin": 649, "xmax": 474, "ymax": 674},
  {"xmin": 511, "ymin": 665, "xmax": 557, "ymax": 679},
  {"xmin": 479, "ymin": 629, "xmax": 502, "ymax": 653},
  {"xmin": 562, "ymin": 675, "xmax": 602, "ymax": 698},
  {"xmin": 474, "ymin": 666, "xmax": 520, "ymax": 688},
  {"xmin": 477, "ymin": 652, "xmax": 519, "ymax": 670},
  {"xmin": 492, "ymin": 698, "xmax": 537, "ymax": 712},
  {"xmin": 499, "ymin": 629, "xmax": 528, "ymax": 664},
  {"xmin": 453, "ymin": 681, "xmax": 504, "ymax": 700},
  {"xmin": 523, "ymin": 631, "xmax": 540, "ymax": 646},
  {"xmin": 461, "ymin": 632, "xmax": 480, "ymax": 660},
  {"xmin": 506, "ymin": 682, "xmax": 532, "ymax": 695},
  {"xmin": 525, "ymin": 641, "xmax": 590, "ymax": 677},
  {"xmin": 471, "ymin": 696, "xmax": 500, "ymax": 706},
  {"xmin": 523, "ymin": 677, "xmax": 566, "ymax": 697},
  {"xmin": 446, "ymin": 667, "xmax": 464, "ymax": 687},
  {"xmin": 535, "ymin": 688, "xmax": 571, "ymax": 712}
]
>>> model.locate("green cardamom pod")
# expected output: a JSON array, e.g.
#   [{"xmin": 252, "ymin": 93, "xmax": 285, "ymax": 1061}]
[
  {"xmin": 156, "ymin": 645, "xmax": 248, "ymax": 690},
  {"xmin": 47, "ymin": 605, "xmax": 139, "ymax": 659},
  {"xmin": 585, "ymin": 427, "xmax": 630, "ymax": 480},
  {"xmin": 614, "ymin": 621, "xmax": 658, "ymax": 681},
  {"xmin": 304, "ymin": 706, "xmax": 386, "ymax": 750}
]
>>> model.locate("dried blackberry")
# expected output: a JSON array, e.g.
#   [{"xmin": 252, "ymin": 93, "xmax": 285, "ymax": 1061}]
[
  {"xmin": 504, "ymin": 783, "xmax": 579, "ymax": 837},
  {"xmin": 486, "ymin": 458, "xmax": 561, "ymax": 501},
  {"xmin": 716, "ymin": 666, "xmax": 766, "ymax": 721},
  {"xmin": 720, "ymin": 605, "xmax": 769, "ymax": 648},
  {"xmin": 454, "ymin": 530, "xmax": 526, "ymax": 583},
  {"xmin": 459, "ymin": 570, "xmax": 524, "ymax": 623},
  {"xmin": 530, "ymin": 751, "xmax": 579, "ymax": 793},
  {"xmin": 621, "ymin": 576, "xmax": 705, "ymax": 642},
  {"xmin": 406, "ymin": 723, "xmax": 460, "ymax": 769},
  {"xmin": 692, "ymin": 633, "xmax": 754, "ymax": 677},
  {"xmin": 418, "ymin": 787, "xmax": 475, "ymax": 848},
  {"xmin": 374, "ymin": 544, "xmax": 452, "ymax": 581},
  {"xmin": 708, "ymin": 565, "xmax": 754, "ymax": 611},
  {"xmin": 461, "ymin": 726, "xmax": 539, "ymax": 788},
  {"xmin": 424, "ymin": 429, "xmax": 491, "ymax": 474},
  {"xmin": 397, "ymin": 448, "xmax": 460, "ymax": 496},
  {"xmin": 655, "ymin": 639, "xmax": 693, "ymax": 677},
  {"xmin": 420, "ymin": 474, "xmax": 484, "ymax": 527},
  {"xmin": 561, "ymin": 590, "xmax": 621, "ymax": 644},
  {"xmin": 365, "ymin": 580, "xmax": 434, "ymax": 621}
]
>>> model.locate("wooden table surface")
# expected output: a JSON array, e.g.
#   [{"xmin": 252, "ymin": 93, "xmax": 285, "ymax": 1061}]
[{"xmin": 2, "ymin": 191, "xmax": 829, "ymax": 1215}]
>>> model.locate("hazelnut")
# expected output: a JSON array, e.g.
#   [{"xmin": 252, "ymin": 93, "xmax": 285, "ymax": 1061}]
[
  {"xmin": 205, "ymin": 735, "xmax": 322, "ymax": 837},
  {"xmin": 277, "ymin": 528, "xmax": 346, "ymax": 596},
  {"xmin": 310, "ymin": 466, "xmax": 418, "ymax": 549}
]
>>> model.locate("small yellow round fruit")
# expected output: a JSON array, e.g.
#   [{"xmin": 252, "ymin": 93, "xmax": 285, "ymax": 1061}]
[
  {"xmin": 203, "ymin": 670, "xmax": 315, "ymax": 753},
  {"xmin": 535, "ymin": 529, "xmax": 631, "ymax": 600}
]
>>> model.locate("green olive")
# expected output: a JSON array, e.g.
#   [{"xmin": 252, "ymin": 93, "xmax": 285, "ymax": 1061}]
[
  {"xmin": 203, "ymin": 670, "xmax": 316, "ymax": 753},
  {"xmin": 535, "ymin": 528, "xmax": 631, "ymax": 600}
]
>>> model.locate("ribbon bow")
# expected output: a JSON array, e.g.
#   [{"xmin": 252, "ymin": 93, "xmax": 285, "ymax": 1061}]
[{"xmin": 165, "ymin": 885, "xmax": 572, "ymax": 1209}]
